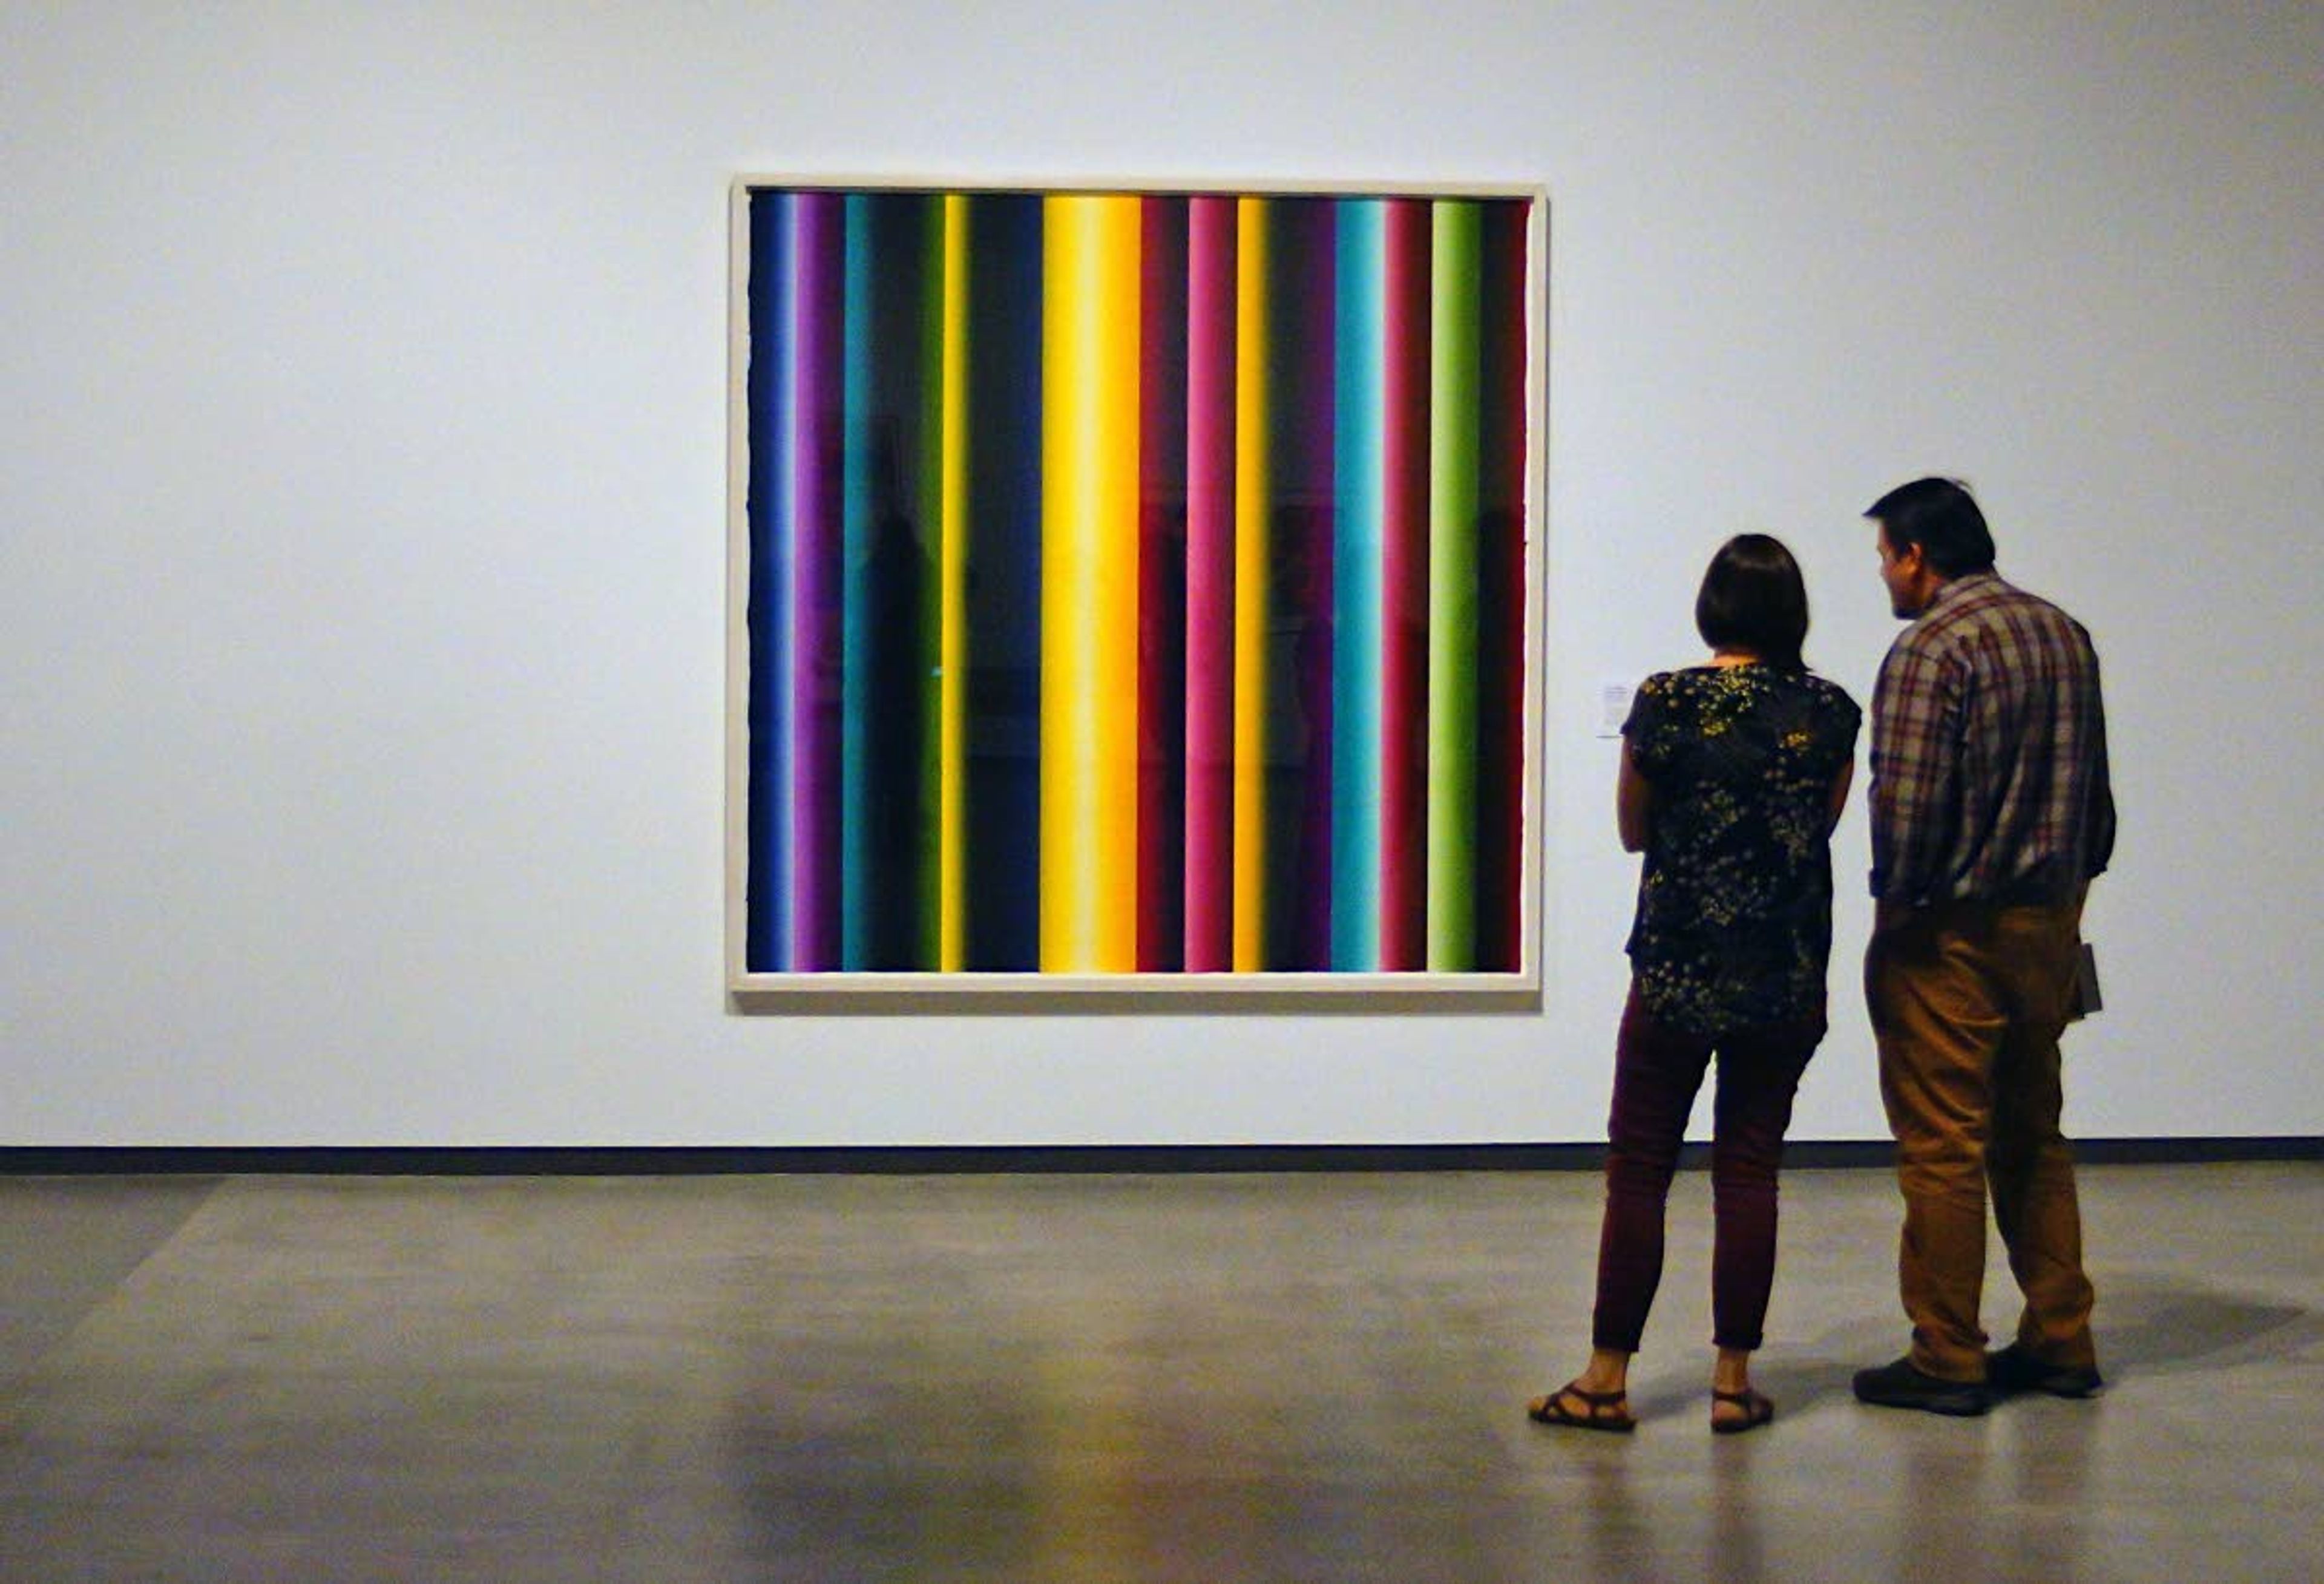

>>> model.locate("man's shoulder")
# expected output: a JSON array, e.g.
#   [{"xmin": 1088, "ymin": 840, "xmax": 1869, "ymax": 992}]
[{"xmin": 1911, "ymin": 574, "xmax": 2087, "ymax": 647}]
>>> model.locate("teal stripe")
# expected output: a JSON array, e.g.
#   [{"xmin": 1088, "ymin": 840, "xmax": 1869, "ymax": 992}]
[
  {"xmin": 835, "ymin": 195, "xmax": 944, "ymax": 970},
  {"xmin": 1331, "ymin": 200, "xmax": 1386, "ymax": 969},
  {"xmin": 916, "ymin": 198, "xmax": 947, "ymax": 966},
  {"xmin": 1427, "ymin": 200, "xmax": 1482, "ymax": 971}
]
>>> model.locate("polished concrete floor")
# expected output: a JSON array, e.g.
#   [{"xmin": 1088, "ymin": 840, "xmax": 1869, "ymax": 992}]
[{"xmin": 1, "ymin": 1163, "xmax": 2317, "ymax": 1582}]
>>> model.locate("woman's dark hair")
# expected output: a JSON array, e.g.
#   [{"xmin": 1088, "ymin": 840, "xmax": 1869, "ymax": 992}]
[
  {"xmin": 1695, "ymin": 533, "xmax": 1810, "ymax": 670},
  {"xmin": 1864, "ymin": 476, "xmax": 1997, "ymax": 576}
]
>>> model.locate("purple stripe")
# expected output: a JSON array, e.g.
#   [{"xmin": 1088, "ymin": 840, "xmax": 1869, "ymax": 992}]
[
  {"xmin": 789, "ymin": 192, "xmax": 844, "ymax": 970},
  {"xmin": 1279, "ymin": 200, "xmax": 1338, "ymax": 967}
]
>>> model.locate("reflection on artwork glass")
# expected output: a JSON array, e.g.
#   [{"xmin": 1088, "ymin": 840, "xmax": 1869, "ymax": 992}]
[{"xmin": 741, "ymin": 185, "xmax": 1536, "ymax": 976}]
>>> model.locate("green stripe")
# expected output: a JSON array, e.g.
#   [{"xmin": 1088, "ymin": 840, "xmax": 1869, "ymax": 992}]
[{"xmin": 1426, "ymin": 200, "xmax": 1481, "ymax": 971}]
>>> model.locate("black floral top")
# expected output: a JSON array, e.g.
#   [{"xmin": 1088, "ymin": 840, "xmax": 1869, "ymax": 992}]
[{"xmin": 1624, "ymin": 666, "xmax": 1861, "ymax": 1033}]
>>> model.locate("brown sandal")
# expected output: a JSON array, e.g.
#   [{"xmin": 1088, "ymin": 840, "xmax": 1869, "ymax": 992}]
[
  {"xmin": 1711, "ymin": 1387, "xmax": 1775, "ymax": 1435},
  {"xmin": 1527, "ymin": 1381, "xmax": 1636, "ymax": 1433}
]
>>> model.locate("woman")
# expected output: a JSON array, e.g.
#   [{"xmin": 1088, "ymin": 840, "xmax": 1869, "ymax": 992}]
[{"xmin": 1530, "ymin": 534, "xmax": 1860, "ymax": 1434}]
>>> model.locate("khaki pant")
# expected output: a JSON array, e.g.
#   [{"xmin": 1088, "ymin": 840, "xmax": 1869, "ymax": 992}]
[{"xmin": 1865, "ymin": 895, "xmax": 2098, "ymax": 1381}]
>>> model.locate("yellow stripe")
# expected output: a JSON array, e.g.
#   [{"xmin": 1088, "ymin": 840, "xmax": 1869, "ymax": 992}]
[
  {"xmin": 1232, "ymin": 197, "xmax": 1269, "ymax": 972},
  {"xmin": 1040, "ymin": 195, "xmax": 1141, "ymax": 972},
  {"xmin": 1091, "ymin": 198, "xmax": 1140, "ymax": 970},
  {"xmin": 938, "ymin": 195, "xmax": 969, "ymax": 971}
]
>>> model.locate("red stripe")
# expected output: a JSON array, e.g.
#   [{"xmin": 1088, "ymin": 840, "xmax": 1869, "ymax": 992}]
[
  {"xmin": 1138, "ymin": 198, "xmax": 1189, "ymax": 971},
  {"xmin": 1379, "ymin": 200, "xmax": 1432, "ymax": 970},
  {"xmin": 1477, "ymin": 200, "xmax": 1532, "ymax": 970},
  {"xmin": 1182, "ymin": 197, "xmax": 1237, "ymax": 971}
]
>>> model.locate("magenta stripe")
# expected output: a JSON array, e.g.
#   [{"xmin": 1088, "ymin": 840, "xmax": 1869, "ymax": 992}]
[
  {"xmin": 789, "ymin": 192, "xmax": 844, "ymax": 970},
  {"xmin": 1379, "ymin": 199, "xmax": 1431, "ymax": 970},
  {"xmin": 1182, "ymin": 196, "xmax": 1237, "ymax": 971}
]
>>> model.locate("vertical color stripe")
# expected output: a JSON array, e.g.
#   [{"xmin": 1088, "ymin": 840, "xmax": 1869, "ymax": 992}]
[
  {"xmin": 914, "ymin": 200, "xmax": 948, "ymax": 968},
  {"xmin": 1040, "ymin": 195, "xmax": 1142, "ymax": 972},
  {"xmin": 838, "ymin": 197, "xmax": 878, "ymax": 967},
  {"xmin": 788, "ymin": 192, "xmax": 844, "ymax": 970},
  {"xmin": 1137, "ymin": 197, "xmax": 1190, "ymax": 972},
  {"xmin": 1231, "ymin": 197, "xmax": 1270, "ymax": 973},
  {"xmin": 1331, "ymin": 200, "xmax": 1386, "ymax": 970},
  {"xmin": 1380, "ymin": 199, "xmax": 1433, "ymax": 970},
  {"xmin": 745, "ymin": 191, "xmax": 790, "ymax": 971},
  {"xmin": 936, "ymin": 195, "xmax": 970, "ymax": 971},
  {"xmin": 961, "ymin": 195, "xmax": 1043, "ymax": 970},
  {"xmin": 838, "ymin": 194, "xmax": 938, "ymax": 970},
  {"xmin": 1427, "ymin": 199, "xmax": 1482, "ymax": 972},
  {"xmin": 1267, "ymin": 200, "xmax": 1337, "ymax": 970},
  {"xmin": 1474, "ymin": 201, "xmax": 1531, "ymax": 970},
  {"xmin": 1183, "ymin": 197, "xmax": 1238, "ymax": 973}
]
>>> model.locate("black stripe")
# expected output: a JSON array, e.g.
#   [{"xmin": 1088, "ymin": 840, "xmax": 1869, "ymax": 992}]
[{"xmin": 2, "ymin": 1138, "xmax": 2315, "ymax": 1177}]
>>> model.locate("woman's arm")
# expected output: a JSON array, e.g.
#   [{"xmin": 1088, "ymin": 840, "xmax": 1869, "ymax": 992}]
[
  {"xmin": 1617, "ymin": 738, "xmax": 1652, "ymax": 853},
  {"xmin": 1825, "ymin": 755, "xmax": 1856, "ymax": 836}
]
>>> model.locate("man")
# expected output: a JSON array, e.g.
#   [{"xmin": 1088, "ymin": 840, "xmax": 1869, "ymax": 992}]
[{"xmin": 1851, "ymin": 477, "xmax": 2117, "ymax": 1416}]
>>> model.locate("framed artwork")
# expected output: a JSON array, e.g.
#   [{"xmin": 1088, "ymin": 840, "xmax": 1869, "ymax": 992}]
[{"xmin": 727, "ymin": 177, "xmax": 1546, "ymax": 998}]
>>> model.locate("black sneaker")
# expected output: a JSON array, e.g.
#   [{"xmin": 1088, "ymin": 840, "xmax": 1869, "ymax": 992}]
[
  {"xmin": 1852, "ymin": 1357, "xmax": 1996, "ymax": 1416},
  {"xmin": 1987, "ymin": 1343, "xmax": 2105, "ymax": 1398}
]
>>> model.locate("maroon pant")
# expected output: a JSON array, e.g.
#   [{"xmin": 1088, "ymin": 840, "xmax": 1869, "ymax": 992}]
[{"xmin": 1592, "ymin": 981, "xmax": 1825, "ymax": 1353}]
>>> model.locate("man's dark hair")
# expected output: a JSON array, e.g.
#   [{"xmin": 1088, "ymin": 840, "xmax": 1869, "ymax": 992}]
[
  {"xmin": 1695, "ymin": 533, "xmax": 1810, "ymax": 670},
  {"xmin": 1865, "ymin": 476, "xmax": 1997, "ymax": 577}
]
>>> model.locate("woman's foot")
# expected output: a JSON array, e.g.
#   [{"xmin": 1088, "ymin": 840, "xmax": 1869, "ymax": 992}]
[
  {"xmin": 1710, "ymin": 1387, "xmax": 1775, "ymax": 1435},
  {"xmin": 1526, "ymin": 1381, "xmax": 1636, "ymax": 1433}
]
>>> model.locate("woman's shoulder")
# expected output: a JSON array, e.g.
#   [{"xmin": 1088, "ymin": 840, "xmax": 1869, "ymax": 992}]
[
  {"xmin": 1632, "ymin": 667, "xmax": 1732, "ymax": 725},
  {"xmin": 1791, "ymin": 669, "xmax": 1862, "ymax": 718},
  {"xmin": 1624, "ymin": 669, "xmax": 1714, "ymax": 751},
  {"xmin": 1638, "ymin": 666, "xmax": 1719, "ymax": 696}
]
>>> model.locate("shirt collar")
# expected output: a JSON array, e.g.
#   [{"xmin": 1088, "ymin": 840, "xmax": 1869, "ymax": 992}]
[{"xmin": 1925, "ymin": 568, "xmax": 2004, "ymax": 615}]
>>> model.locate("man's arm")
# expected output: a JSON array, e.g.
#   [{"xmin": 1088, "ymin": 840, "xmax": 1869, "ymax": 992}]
[
  {"xmin": 2081, "ymin": 639, "xmax": 2116, "ymax": 880},
  {"xmin": 1868, "ymin": 637, "xmax": 1960, "ymax": 906}
]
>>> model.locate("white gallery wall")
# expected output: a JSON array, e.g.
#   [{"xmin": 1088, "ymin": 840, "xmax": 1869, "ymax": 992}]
[{"xmin": 4, "ymin": 2, "xmax": 2319, "ymax": 1146}]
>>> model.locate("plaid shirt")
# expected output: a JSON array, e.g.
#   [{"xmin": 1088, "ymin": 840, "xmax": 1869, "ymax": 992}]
[{"xmin": 1869, "ymin": 571, "xmax": 2116, "ymax": 905}]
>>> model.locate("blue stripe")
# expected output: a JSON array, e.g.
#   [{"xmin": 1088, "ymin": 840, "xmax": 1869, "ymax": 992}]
[{"xmin": 1330, "ymin": 200, "xmax": 1387, "ymax": 969}]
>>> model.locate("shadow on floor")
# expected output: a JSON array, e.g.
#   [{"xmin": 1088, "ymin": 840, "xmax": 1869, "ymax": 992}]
[
  {"xmin": 2095, "ymin": 1273, "xmax": 2317, "ymax": 1373},
  {"xmin": 1770, "ymin": 1271, "xmax": 2318, "ymax": 1414}
]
